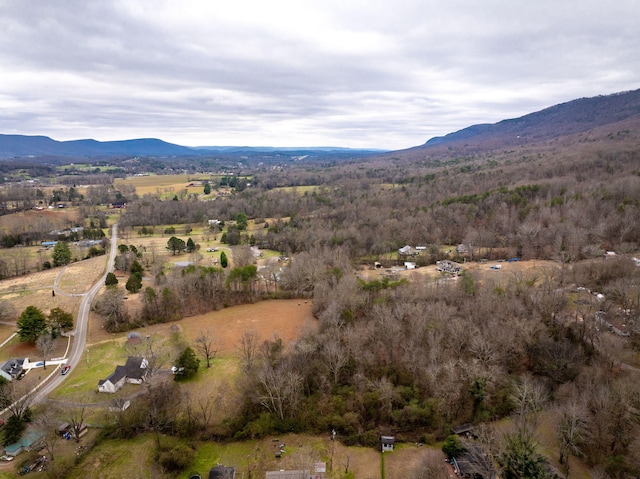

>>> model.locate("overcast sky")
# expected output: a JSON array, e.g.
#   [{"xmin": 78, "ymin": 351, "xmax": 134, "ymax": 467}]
[{"xmin": 1, "ymin": 1, "xmax": 638, "ymax": 150}]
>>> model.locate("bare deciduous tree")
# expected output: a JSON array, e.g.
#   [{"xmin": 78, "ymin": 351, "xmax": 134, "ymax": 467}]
[
  {"xmin": 238, "ymin": 330, "xmax": 259, "ymax": 371},
  {"xmin": 68, "ymin": 406, "xmax": 86, "ymax": 443},
  {"xmin": 36, "ymin": 333, "xmax": 55, "ymax": 370},
  {"xmin": 253, "ymin": 362, "xmax": 303, "ymax": 421},
  {"xmin": 195, "ymin": 329, "xmax": 218, "ymax": 368},
  {"xmin": 556, "ymin": 401, "xmax": 589, "ymax": 477},
  {"xmin": 34, "ymin": 405, "xmax": 61, "ymax": 461},
  {"xmin": 510, "ymin": 375, "xmax": 549, "ymax": 436}
]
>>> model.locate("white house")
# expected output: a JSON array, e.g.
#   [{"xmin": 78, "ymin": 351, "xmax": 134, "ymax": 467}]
[
  {"xmin": 398, "ymin": 245, "xmax": 415, "ymax": 256},
  {"xmin": 0, "ymin": 358, "xmax": 28, "ymax": 381},
  {"xmin": 98, "ymin": 357, "xmax": 148, "ymax": 393}
]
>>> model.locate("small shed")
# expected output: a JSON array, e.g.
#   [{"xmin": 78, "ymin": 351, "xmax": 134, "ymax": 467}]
[
  {"xmin": 381, "ymin": 435, "xmax": 395, "ymax": 452},
  {"xmin": 57, "ymin": 422, "xmax": 71, "ymax": 436},
  {"xmin": 208, "ymin": 465, "xmax": 236, "ymax": 479},
  {"xmin": 452, "ymin": 423, "xmax": 473, "ymax": 437}
]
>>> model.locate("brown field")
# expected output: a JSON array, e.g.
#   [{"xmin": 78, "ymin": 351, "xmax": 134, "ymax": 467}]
[
  {"xmin": 86, "ymin": 298, "xmax": 316, "ymax": 350},
  {"xmin": 0, "ymin": 208, "xmax": 79, "ymax": 234},
  {"xmin": 114, "ymin": 174, "xmax": 212, "ymax": 197}
]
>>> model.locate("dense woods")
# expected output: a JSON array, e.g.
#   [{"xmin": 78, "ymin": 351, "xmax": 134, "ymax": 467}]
[
  {"xmin": 96, "ymin": 124, "xmax": 640, "ymax": 476},
  {"xmin": 0, "ymin": 96, "xmax": 639, "ymax": 477}
]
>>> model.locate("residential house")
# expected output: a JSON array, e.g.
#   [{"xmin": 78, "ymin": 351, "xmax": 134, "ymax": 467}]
[
  {"xmin": 452, "ymin": 443, "xmax": 495, "ymax": 479},
  {"xmin": 98, "ymin": 357, "xmax": 148, "ymax": 393},
  {"xmin": 0, "ymin": 358, "xmax": 28, "ymax": 381},
  {"xmin": 110, "ymin": 200, "xmax": 127, "ymax": 209},
  {"xmin": 398, "ymin": 245, "xmax": 417, "ymax": 256}
]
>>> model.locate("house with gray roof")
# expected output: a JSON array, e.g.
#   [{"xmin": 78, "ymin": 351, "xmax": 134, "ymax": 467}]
[
  {"xmin": 98, "ymin": 357, "xmax": 148, "ymax": 393},
  {"xmin": 0, "ymin": 358, "xmax": 28, "ymax": 381}
]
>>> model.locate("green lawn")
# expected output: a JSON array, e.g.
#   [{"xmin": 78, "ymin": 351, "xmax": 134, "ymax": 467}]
[{"xmin": 49, "ymin": 339, "xmax": 127, "ymax": 402}]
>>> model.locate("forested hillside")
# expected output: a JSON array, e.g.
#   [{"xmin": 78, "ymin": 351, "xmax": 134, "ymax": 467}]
[
  {"xmin": 0, "ymin": 90, "xmax": 638, "ymax": 478},
  {"xmin": 106, "ymin": 94, "xmax": 640, "ymax": 477}
]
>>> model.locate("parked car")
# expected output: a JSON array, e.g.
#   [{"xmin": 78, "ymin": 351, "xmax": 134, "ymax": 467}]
[{"xmin": 61, "ymin": 365, "xmax": 71, "ymax": 375}]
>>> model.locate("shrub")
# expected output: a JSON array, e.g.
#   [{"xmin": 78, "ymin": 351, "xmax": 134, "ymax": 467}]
[{"xmin": 157, "ymin": 443, "xmax": 194, "ymax": 472}]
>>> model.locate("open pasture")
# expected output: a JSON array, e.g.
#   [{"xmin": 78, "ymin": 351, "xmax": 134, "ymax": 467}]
[
  {"xmin": 50, "ymin": 299, "xmax": 317, "ymax": 405},
  {"xmin": 115, "ymin": 174, "xmax": 201, "ymax": 197},
  {"xmin": 0, "ymin": 208, "xmax": 79, "ymax": 234}
]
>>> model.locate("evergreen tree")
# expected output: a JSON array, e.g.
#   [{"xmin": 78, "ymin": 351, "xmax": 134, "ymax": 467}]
[
  {"xmin": 17, "ymin": 306, "xmax": 48, "ymax": 343},
  {"xmin": 500, "ymin": 433, "xmax": 553, "ymax": 479},
  {"xmin": 203, "ymin": 182, "xmax": 211, "ymax": 195},
  {"xmin": 174, "ymin": 347, "xmax": 200, "ymax": 381},
  {"xmin": 186, "ymin": 237, "xmax": 196, "ymax": 253},
  {"xmin": 52, "ymin": 241, "xmax": 72, "ymax": 267},
  {"xmin": 126, "ymin": 273, "xmax": 143, "ymax": 293},
  {"xmin": 220, "ymin": 251, "xmax": 228, "ymax": 268},
  {"xmin": 442, "ymin": 435, "xmax": 466, "ymax": 460},
  {"xmin": 3, "ymin": 414, "xmax": 25, "ymax": 447},
  {"xmin": 235, "ymin": 212, "xmax": 248, "ymax": 231},
  {"xmin": 105, "ymin": 272, "xmax": 119, "ymax": 287},
  {"xmin": 130, "ymin": 260, "xmax": 143, "ymax": 275},
  {"xmin": 167, "ymin": 236, "xmax": 186, "ymax": 255}
]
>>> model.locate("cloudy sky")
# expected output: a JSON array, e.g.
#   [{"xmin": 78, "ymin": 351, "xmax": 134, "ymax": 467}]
[{"xmin": 1, "ymin": 1, "xmax": 639, "ymax": 150}]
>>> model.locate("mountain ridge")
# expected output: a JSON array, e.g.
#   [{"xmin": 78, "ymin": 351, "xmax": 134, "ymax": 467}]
[
  {"xmin": 424, "ymin": 88, "xmax": 640, "ymax": 149},
  {"xmin": 0, "ymin": 134, "xmax": 383, "ymax": 159},
  {"xmin": 2, "ymin": 88, "xmax": 639, "ymax": 159}
]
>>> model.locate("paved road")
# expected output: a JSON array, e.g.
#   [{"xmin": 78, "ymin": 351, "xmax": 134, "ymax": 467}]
[{"xmin": 32, "ymin": 223, "xmax": 119, "ymax": 403}]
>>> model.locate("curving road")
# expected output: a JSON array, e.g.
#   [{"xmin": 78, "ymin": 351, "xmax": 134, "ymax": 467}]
[{"xmin": 32, "ymin": 223, "xmax": 119, "ymax": 402}]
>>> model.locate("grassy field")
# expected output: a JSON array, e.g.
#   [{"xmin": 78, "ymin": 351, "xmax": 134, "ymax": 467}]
[
  {"xmin": 53, "ymin": 430, "xmax": 438, "ymax": 479},
  {"xmin": 113, "ymin": 174, "xmax": 228, "ymax": 198}
]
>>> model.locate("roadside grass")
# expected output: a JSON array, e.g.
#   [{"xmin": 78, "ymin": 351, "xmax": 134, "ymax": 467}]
[
  {"xmin": 56, "ymin": 256, "xmax": 107, "ymax": 293},
  {"xmin": 49, "ymin": 339, "xmax": 127, "ymax": 402},
  {"xmin": 0, "ymin": 325, "xmax": 17, "ymax": 350}
]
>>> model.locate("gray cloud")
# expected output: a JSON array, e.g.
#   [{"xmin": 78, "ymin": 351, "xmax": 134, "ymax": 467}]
[{"xmin": 0, "ymin": 0, "xmax": 638, "ymax": 149}]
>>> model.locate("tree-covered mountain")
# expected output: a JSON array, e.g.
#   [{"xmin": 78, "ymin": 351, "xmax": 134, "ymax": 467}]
[
  {"xmin": 0, "ymin": 134, "xmax": 384, "ymax": 161},
  {"xmin": 423, "ymin": 88, "xmax": 640, "ymax": 150}
]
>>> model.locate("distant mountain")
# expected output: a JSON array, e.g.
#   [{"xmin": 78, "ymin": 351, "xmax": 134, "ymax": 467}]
[
  {"xmin": 0, "ymin": 135, "xmax": 385, "ymax": 160},
  {"xmin": 424, "ymin": 88, "xmax": 640, "ymax": 149},
  {"xmin": 0, "ymin": 135, "xmax": 200, "ymax": 159}
]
